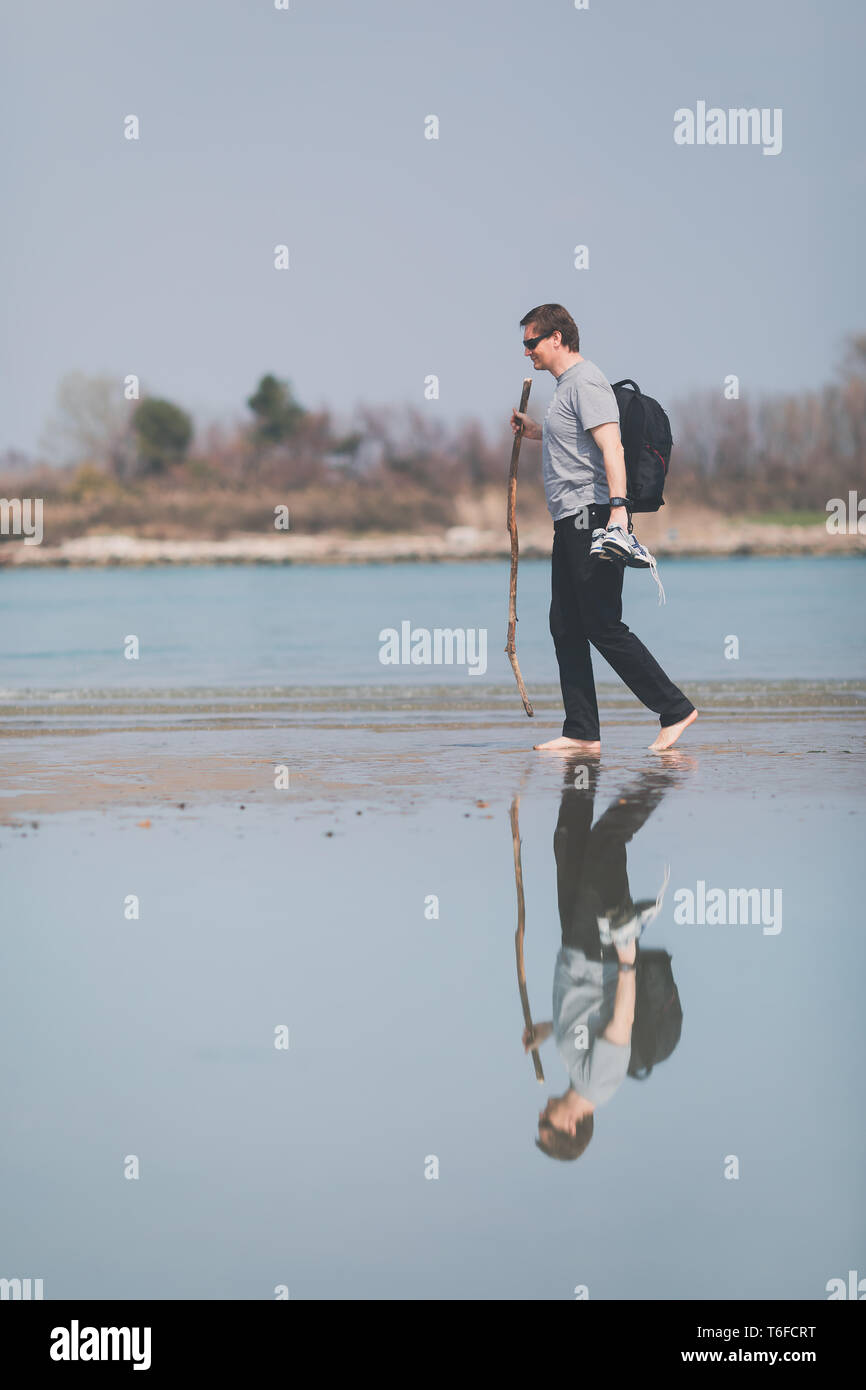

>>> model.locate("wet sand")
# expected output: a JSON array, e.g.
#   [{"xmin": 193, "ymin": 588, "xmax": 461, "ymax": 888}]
[
  {"xmin": 2, "ymin": 679, "xmax": 864, "ymax": 1300},
  {"xmin": 1, "ymin": 680, "xmax": 863, "ymax": 823}
]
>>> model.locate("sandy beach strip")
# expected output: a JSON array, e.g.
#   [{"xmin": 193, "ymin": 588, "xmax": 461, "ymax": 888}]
[
  {"xmin": 1, "ymin": 521, "xmax": 864, "ymax": 567},
  {"xmin": 1, "ymin": 680, "xmax": 862, "ymax": 823}
]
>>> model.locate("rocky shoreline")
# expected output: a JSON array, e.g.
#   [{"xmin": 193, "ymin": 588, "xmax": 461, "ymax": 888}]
[{"xmin": 0, "ymin": 521, "xmax": 862, "ymax": 566}]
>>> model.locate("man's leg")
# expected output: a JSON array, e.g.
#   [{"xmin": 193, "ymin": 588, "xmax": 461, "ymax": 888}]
[
  {"xmin": 554, "ymin": 770, "xmax": 609, "ymax": 961},
  {"xmin": 540, "ymin": 517, "xmax": 602, "ymax": 745},
  {"xmin": 584, "ymin": 775, "xmax": 670, "ymax": 919},
  {"xmin": 564, "ymin": 514, "xmax": 696, "ymax": 735}
]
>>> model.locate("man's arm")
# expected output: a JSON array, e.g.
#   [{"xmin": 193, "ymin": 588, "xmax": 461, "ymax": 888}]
[
  {"xmin": 589, "ymin": 421, "xmax": 629, "ymax": 532},
  {"xmin": 600, "ymin": 941, "xmax": 637, "ymax": 1046},
  {"xmin": 511, "ymin": 408, "xmax": 541, "ymax": 441},
  {"xmin": 522, "ymin": 1020, "xmax": 554, "ymax": 1052}
]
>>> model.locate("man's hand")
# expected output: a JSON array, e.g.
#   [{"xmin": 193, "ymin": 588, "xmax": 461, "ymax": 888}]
[
  {"xmin": 511, "ymin": 409, "xmax": 541, "ymax": 441},
  {"xmin": 522, "ymin": 1020, "xmax": 553, "ymax": 1052},
  {"xmin": 616, "ymin": 939, "xmax": 637, "ymax": 966}
]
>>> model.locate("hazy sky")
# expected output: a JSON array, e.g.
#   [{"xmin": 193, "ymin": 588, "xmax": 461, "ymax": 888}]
[{"xmin": 2, "ymin": 0, "xmax": 864, "ymax": 456}]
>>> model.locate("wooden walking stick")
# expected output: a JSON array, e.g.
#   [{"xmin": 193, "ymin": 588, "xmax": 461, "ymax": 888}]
[
  {"xmin": 505, "ymin": 377, "xmax": 534, "ymax": 716},
  {"xmin": 511, "ymin": 796, "xmax": 544, "ymax": 1083}
]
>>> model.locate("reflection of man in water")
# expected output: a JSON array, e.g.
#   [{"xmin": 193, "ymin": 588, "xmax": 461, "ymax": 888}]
[{"xmin": 525, "ymin": 762, "xmax": 672, "ymax": 1161}]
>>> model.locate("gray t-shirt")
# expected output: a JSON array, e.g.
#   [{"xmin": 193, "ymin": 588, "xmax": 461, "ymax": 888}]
[
  {"xmin": 553, "ymin": 945, "xmax": 630, "ymax": 1105},
  {"xmin": 541, "ymin": 359, "xmax": 620, "ymax": 521}
]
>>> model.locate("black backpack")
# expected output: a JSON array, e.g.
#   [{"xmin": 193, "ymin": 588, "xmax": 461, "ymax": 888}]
[
  {"xmin": 628, "ymin": 948, "xmax": 682, "ymax": 1079},
  {"xmin": 611, "ymin": 379, "xmax": 672, "ymax": 512}
]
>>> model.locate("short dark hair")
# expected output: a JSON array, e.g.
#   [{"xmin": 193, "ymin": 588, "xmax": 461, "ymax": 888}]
[
  {"xmin": 535, "ymin": 1112, "xmax": 594, "ymax": 1161},
  {"xmin": 520, "ymin": 303, "xmax": 580, "ymax": 353}
]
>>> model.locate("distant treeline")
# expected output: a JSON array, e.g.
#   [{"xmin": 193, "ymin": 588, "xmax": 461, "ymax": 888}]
[{"xmin": 1, "ymin": 338, "xmax": 864, "ymax": 541}]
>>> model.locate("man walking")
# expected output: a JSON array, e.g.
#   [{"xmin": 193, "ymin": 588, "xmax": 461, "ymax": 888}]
[
  {"xmin": 511, "ymin": 302, "xmax": 697, "ymax": 752},
  {"xmin": 525, "ymin": 762, "xmax": 678, "ymax": 1160}
]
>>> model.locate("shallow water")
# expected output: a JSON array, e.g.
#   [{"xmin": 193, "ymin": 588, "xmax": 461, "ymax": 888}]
[
  {"xmin": 2, "ymin": 556, "xmax": 865, "ymax": 692},
  {"xmin": 1, "ymin": 561, "xmax": 864, "ymax": 1299},
  {"xmin": 2, "ymin": 699, "xmax": 864, "ymax": 1298}
]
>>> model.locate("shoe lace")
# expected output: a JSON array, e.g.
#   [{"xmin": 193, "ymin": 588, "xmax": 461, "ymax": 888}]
[
  {"xmin": 653, "ymin": 862, "xmax": 671, "ymax": 918},
  {"xmin": 631, "ymin": 863, "xmax": 672, "ymax": 939},
  {"xmin": 647, "ymin": 551, "xmax": 666, "ymax": 606}
]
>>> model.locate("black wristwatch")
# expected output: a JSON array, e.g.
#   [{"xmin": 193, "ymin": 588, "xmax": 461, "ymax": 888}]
[
  {"xmin": 617, "ymin": 961, "xmax": 637, "ymax": 972},
  {"xmin": 608, "ymin": 496, "xmax": 630, "ymax": 509}
]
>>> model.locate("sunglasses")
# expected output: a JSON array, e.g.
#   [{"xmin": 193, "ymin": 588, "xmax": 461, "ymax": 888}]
[{"xmin": 522, "ymin": 332, "xmax": 553, "ymax": 351}]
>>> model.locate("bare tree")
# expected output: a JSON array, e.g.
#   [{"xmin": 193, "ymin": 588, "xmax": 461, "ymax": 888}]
[{"xmin": 39, "ymin": 371, "xmax": 135, "ymax": 476}]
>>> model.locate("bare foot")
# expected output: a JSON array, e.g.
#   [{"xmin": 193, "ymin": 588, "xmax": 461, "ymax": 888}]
[
  {"xmin": 650, "ymin": 750, "xmax": 698, "ymax": 771},
  {"xmin": 648, "ymin": 709, "xmax": 698, "ymax": 752},
  {"xmin": 533, "ymin": 735, "xmax": 601, "ymax": 753}
]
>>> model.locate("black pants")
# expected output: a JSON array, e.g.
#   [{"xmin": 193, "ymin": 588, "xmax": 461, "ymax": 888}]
[
  {"xmin": 550, "ymin": 506, "xmax": 694, "ymax": 741},
  {"xmin": 555, "ymin": 769, "xmax": 669, "ymax": 961}
]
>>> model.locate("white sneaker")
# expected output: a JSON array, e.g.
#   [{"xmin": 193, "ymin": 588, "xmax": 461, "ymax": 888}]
[
  {"xmin": 597, "ymin": 864, "xmax": 671, "ymax": 946},
  {"xmin": 589, "ymin": 527, "xmax": 611, "ymax": 561},
  {"xmin": 601, "ymin": 526, "xmax": 666, "ymax": 605}
]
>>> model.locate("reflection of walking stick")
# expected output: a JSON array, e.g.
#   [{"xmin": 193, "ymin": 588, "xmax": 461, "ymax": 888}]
[
  {"xmin": 511, "ymin": 796, "xmax": 544, "ymax": 1083},
  {"xmin": 505, "ymin": 377, "xmax": 534, "ymax": 717}
]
